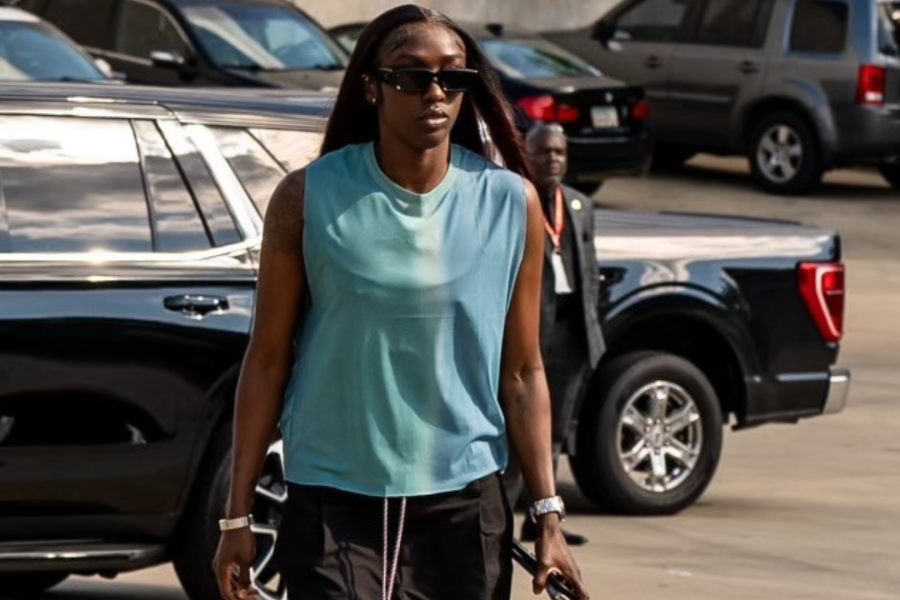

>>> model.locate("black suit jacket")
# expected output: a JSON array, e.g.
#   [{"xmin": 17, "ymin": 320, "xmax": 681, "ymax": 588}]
[{"xmin": 539, "ymin": 184, "xmax": 605, "ymax": 368}]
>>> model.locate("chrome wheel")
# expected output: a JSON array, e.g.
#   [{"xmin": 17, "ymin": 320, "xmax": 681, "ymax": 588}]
[
  {"xmin": 250, "ymin": 440, "xmax": 287, "ymax": 600},
  {"xmin": 617, "ymin": 381, "xmax": 702, "ymax": 493},
  {"xmin": 757, "ymin": 125, "xmax": 803, "ymax": 184}
]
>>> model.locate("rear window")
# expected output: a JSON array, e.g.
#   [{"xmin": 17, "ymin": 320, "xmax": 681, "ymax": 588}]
[
  {"xmin": 878, "ymin": 2, "xmax": 900, "ymax": 56},
  {"xmin": 694, "ymin": 0, "xmax": 775, "ymax": 47},
  {"xmin": 789, "ymin": 0, "xmax": 849, "ymax": 53},
  {"xmin": 479, "ymin": 38, "xmax": 600, "ymax": 79}
]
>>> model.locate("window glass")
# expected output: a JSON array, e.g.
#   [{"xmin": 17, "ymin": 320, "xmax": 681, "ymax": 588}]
[
  {"xmin": 249, "ymin": 128, "xmax": 321, "ymax": 172},
  {"xmin": 0, "ymin": 116, "xmax": 151, "ymax": 253},
  {"xmin": 695, "ymin": 0, "xmax": 769, "ymax": 47},
  {"xmin": 181, "ymin": 1, "xmax": 346, "ymax": 71},
  {"xmin": 789, "ymin": 1, "xmax": 849, "ymax": 53},
  {"xmin": 132, "ymin": 121, "xmax": 211, "ymax": 252},
  {"xmin": 0, "ymin": 22, "xmax": 106, "ymax": 81},
  {"xmin": 157, "ymin": 120, "xmax": 241, "ymax": 246},
  {"xmin": 40, "ymin": 0, "xmax": 117, "ymax": 48},
  {"xmin": 479, "ymin": 38, "xmax": 601, "ymax": 78},
  {"xmin": 615, "ymin": 0, "xmax": 691, "ymax": 42},
  {"xmin": 878, "ymin": 2, "xmax": 900, "ymax": 56},
  {"xmin": 209, "ymin": 127, "xmax": 285, "ymax": 216},
  {"xmin": 116, "ymin": 0, "xmax": 190, "ymax": 59}
]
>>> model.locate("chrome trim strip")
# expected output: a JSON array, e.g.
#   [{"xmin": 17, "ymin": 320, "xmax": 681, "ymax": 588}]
[
  {"xmin": 823, "ymin": 369, "xmax": 851, "ymax": 415},
  {"xmin": 0, "ymin": 237, "xmax": 260, "ymax": 264},
  {"xmin": 0, "ymin": 543, "xmax": 165, "ymax": 564}
]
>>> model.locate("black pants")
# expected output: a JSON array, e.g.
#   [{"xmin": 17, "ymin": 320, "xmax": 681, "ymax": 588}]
[
  {"xmin": 545, "ymin": 295, "xmax": 593, "ymax": 445},
  {"xmin": 274, "ymin": 473, "xmax": 513, "ymax": 600}
]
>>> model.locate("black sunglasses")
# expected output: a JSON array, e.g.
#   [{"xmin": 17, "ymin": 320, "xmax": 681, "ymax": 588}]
[{"xmin": 374, "ymin": 67, "xmax": 479, "ymax": 93}]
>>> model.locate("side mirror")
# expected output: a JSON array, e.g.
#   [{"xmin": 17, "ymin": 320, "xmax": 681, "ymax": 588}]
[{"xmin": 591, "ymin": 20, "xmax": 616, "ymax": 43}]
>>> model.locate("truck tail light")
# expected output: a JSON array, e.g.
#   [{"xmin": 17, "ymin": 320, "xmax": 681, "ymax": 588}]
[
  {"xmin": 798, "ymin": 262, "xmax": 845, "ymax": 343},
  {"xmin": 856, "ymin": 65, "xmax": 885, "ymax": 106}
]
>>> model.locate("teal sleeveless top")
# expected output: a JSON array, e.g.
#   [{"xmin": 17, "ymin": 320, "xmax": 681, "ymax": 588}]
[{"xmin": 280, "ymin": 142, "xmax": 527, "ymax": 497}]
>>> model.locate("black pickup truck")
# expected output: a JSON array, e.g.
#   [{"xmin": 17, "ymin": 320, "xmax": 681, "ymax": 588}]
[{"xmin": 0, "ymin": 84, "xmax": 848, "ymax": 600}]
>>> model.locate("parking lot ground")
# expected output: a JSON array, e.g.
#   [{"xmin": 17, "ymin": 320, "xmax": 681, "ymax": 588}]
[{"xmin": 47, "ymin": 156, "xmax": 900, "ymax": 600}]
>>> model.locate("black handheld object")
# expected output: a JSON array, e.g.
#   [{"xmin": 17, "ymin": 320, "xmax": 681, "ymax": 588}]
[{"xmin": 511, "ymin": 539, "xmax": 579, "ymax": 600}]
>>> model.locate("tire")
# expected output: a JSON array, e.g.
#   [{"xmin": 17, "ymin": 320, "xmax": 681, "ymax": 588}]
[
  {"xmin": 651, "ymin": 143, "xmax": 696, "ymax": 171},
  {"xmin": 570, "ymin": 352, "xmax": 723, "ymax": 515},
  {"xmin": 878, "ymin": 160, "xmax": 900, "ymax": 189},
  {"xmin": 0, "ymin": 573, "xmax": 68, "ymax": 596},
  {"xmin": 748, "ymin": 111, "xmax": 822, "ymax": 195},
  {"xmin": 172, "ymin": 427, "xmax": 287, "ymax": 600}
]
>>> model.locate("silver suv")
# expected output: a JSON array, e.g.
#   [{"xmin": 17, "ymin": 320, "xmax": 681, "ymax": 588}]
[{"xmin": 549, "ymin": 0, "xmax": 900, "ymax": 195}]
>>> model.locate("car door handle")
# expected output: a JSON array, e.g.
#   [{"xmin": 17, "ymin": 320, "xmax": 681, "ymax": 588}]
[
  {"xmin": 737, "ymin": 60, "xmax": 758, "ymax": 74},
  {"xmin": 164, "ymin": 294, "xmax": 229, "ymax": 316},
  {"xmin": 644, "ymin": 55, "xmax": 663, "ymax": 69}
]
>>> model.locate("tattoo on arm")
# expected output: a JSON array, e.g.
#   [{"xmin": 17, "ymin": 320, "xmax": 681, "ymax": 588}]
[{"xmin": 263, "ymin": 170, "xmax": 305, "ymax": 256}]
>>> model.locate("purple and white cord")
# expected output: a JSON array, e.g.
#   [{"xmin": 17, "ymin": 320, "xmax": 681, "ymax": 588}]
[{"xmin": 382, "ymin": 497, "xmax": 407, "ymax": 600}]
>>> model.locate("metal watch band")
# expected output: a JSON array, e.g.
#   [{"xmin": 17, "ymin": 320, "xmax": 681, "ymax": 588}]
[
  {"xmin": 528, "ymin": 495, "xmax": 566, "ymax": 523},
  {"xmin": 218, "ymin": 515, "xmax": 255, "ymax": 531}
]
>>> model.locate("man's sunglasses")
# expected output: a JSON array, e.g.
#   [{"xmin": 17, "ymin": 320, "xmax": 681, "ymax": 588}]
[{"xmin": 374, "ymin": 67, "xmax": 479, "ymax": 93}]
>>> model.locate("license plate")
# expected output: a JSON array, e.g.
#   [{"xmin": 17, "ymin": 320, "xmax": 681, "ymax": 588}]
[{"xmin": 591, "ymin": 106, "xmax": 620, "ymax": 129}]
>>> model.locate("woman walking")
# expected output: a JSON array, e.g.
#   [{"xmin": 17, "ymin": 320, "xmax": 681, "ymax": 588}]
[{"xmin": 212, "ymin": 5, "xmax": 589, "ymax": 599}]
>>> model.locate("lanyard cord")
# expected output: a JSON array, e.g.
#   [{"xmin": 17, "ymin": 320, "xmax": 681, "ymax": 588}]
[
  {"xmin": 382, "ymin": 497, "xmax": 407, "ymax": 600},
  {"xmin": 542, "ymin": 187, "xmax": 566, "ymax": 253}
]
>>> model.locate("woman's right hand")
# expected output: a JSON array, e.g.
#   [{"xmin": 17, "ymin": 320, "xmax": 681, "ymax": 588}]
[{"xmin": 212, "ymin": 528, "xmax": 259, "ymax": 600}]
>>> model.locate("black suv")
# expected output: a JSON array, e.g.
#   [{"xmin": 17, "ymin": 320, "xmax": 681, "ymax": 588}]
[
  {"xmin": 20, "ymin": 0, "xmax": 347, "ymax": 90},
  {"xmin": 0, "ymin": 84, "xmax": 848, "ymax": 600},
  {"xmin": 548, "ymin": 0, "xmax": 900, "ymax": 194}
]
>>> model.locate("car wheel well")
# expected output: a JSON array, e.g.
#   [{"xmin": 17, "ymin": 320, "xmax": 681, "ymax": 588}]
[
  {"xmin": 741, "ymin": 99, "xmax": 821, "ymax": 157},
  {"xmin": 588, "ymin": 315, "xmax": 744, "ymax": 423}
]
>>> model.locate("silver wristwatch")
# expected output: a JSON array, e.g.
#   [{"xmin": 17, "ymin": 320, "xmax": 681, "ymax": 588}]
[
  {"xmin": 528, "ymin": 495, "xmax": 566, "ymax": 523},
  {"xmin": 219, "ymin": 515, "xmax": 255, "ymax": 532}
]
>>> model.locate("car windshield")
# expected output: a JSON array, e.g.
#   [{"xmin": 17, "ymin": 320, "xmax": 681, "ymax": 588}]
[
  {"xmin": 479, "ymin": 37, "xmax": 601, "ymax": 79},
  {"xmin": 878, "ymin": 2, "xmax": 900, "ymax": 56},
  {"xmin": 181, "ymin": 1, "xmax": 346, "ymax": 71},
  {"xmin": 0, "ymin": 21, "xmax": 106, "ymax": 81}
]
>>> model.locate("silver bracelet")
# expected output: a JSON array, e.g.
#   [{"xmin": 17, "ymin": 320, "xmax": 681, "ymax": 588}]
[
  {"xmin": 528, "ymin": 495, "xmax": 566, "ymax": 523},
  {"xmin": 219, "ymin": 515, "xmax": 255, "ymax": 531}
]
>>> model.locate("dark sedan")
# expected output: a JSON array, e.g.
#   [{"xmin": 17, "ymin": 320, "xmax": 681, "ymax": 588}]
[
  {"xmin": 20, "ymin": 0, "xmax": 347, "ymax": 90},
  {"xmin": 331, "ymin": 21, "xmax": 652, "ymax": 194}
]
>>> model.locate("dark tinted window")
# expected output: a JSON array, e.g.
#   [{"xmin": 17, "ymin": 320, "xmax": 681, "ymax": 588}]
[
  {"xmin": 115, "ymin": 0, "xmax": 190, "ymax": 59},
  {"xmin": 479, "ymin": 38, "xmax": 601, "ymax": 78},
  {"xmin": 790, "ymin": 1, "xmax": 848, "ymax": 53},
  {"xmin": 132, "ymin": 121, "xmax": 211, "ymax": 252},
  {"xmin": 158, "ymin": 121, "xmax": 241, "ymax": 246},
  {"xmin": 181, "ymin": 1, "xmax": 345, "ymax": 71},
  {"xmin": 209, "ymin": 128, "xmax": 285, "ymax": 216},
  {"xmin": 250, "ymin": 128, "xmax": 321, "ymax": 172},
  {"xmin": 615, "ymin": 0, "xmax": 691, "ymax": 42},
  {"xmin": 0, "ymin": 21, "xmax": 106, "ymax": 81},
  {"xmin": 878, "ymin": 2, "xmax": 900, "ymax": 56},
  {"xmin": 38, "ymin": 0, "xmax": 117, "ymax": 48},
  {"xmin": 695, "ymin": 0, "xmax": 774, "ymax": 47},
  {"xmin": 0, "ymin": 116, "xmax": 151, "ymax": 253}
]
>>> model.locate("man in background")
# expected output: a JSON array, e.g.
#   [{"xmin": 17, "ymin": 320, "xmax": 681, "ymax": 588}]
[{"xmin": 517, "ymin": 123, "xmax": 606, "ymax": 544}]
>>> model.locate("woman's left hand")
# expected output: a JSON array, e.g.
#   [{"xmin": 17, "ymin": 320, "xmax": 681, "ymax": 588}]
[{"xmin": 533, "ymin": 517, "xmax": 590, "ymax": 599}]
